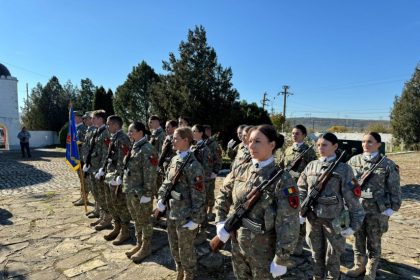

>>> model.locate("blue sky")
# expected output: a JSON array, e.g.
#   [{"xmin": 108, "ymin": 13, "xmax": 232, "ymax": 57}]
[{"xmin": 1, "ymin": 0, "xmax": 419, "ymax": 120}]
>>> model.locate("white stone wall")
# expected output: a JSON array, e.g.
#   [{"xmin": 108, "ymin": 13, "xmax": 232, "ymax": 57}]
[
  {"xmin": 28, "ymin": 131, "xmax": 60, "ymax": 147},
  {"xmin": 0, "ymin": 76, "xmax": 21, "ymax": 150}
]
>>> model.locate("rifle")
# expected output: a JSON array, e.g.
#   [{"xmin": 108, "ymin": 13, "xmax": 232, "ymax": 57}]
[
  {"xmin": 358, "ymin": 155, "xmax": 387, "ymax": 188},
  {"xmin": 210, "ymin": 168, "xmax": 285, "ymax": 252},
  {"xmin": 286, "ymin": 144, "xmax": 314, "ymax": 172},
  {"xmin": 153, "ymin": 151, "xmax": 194, "ymax": 219},
  {"xmin": 300, "ymin": 151, "xmax": 346, "ymax": 218}
]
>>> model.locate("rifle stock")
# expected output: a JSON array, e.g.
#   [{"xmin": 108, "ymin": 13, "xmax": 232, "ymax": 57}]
[{"xmin": 286, "ymin": 144, "xmax": 314, "ymax": 172}]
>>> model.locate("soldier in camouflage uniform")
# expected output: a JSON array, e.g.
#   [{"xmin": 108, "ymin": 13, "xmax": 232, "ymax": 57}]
[
  {"xmin": 160, "ymin": 120, "xmax": 178, "ymax": 174},
  {"xmin": 73, "ymin": 111, "xmax": 89, "ymax": 206},
  {"xmin": 297, "ymin": 133, "xmax": 365, "ymax": 280},
  {"xmin": 204, "ymin": 125, "xmax": 223, "ymax": 221},
  {"xmin": 178, "ymin": 116, "xmax": 192, "ymax": 128},
  {"xmin": 83, "ymin": 110, "xmax": 113, "ymax": 230},
  {"xmin": 155, "ymin": 127, "xmax": 206, "ymax": 280},
  {"xmin": 101, "ymin": 115, "xmax": 133, "ymax": 245},
  {"xmin": 191, "ymin": 124, "xmax": 213, "ymax": 245},
  {"xmin": 216, "ymin": 125, "xmax": 300, "ymax": 279},
  {"xmin": 227, "ymin": 124, "xmax": 246, "ymax": 160},
  {"xmin": 123, "ymin": 121, "xmax": 158, "ymax": 263},
  {"xmin": 276, "ymin": 124, "xmax": 317, "ymax": 255},
  {"xmin": 230, "ymin": 125, "xmax": 253, "ymax": 171},
  {"xmin": 149, "ymin": 115, "xmax": 166, "ymax": 197},
  {"xmin": 346, "ymin": 132, "xmax": 401, "ymax": 280}
]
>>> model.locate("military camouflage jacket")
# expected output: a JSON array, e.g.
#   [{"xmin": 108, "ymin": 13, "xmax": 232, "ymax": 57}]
[
  {"xmin": 89, "ymin": 126, "xmax": 110, "ymax": 172},
  {"xmin": 216, "ymin": 160, "xmax": 300, "ymax": 265},
  {"xmin": 104, "ymin": 130, "xmax": 131, "ymax": 184},
  {"xmin": 227, "ymin": 142, "xmax": 241, "ymax": 160},
  {"xmin": 81, "ymin": 126, "xmax": 96, "ymax": 162},
  {"xmin": 276, "ymin": 143, "xmax": 317, "ymax": 181},
  {"xmin": 191, "ymin": 141, "xmax": 213, "ymax": 180},
  {"xmin": 348, "ymin": 154, "xmax": 401, "ymax": 214},
  {"xmin": 121, "ymin": 137, "xmax": 158, "ymax": 196},
  {"xmin": 160, "ymin": 135, "xmax": 176, "ymax": 172},
  {"xmin": 158, "ymin": 152, "xmax": 206, "ymax": 226},
  {"xmin": 76, "ymin": 123, "xmax": 87, "ymax": 144},
  {"xmin": 205, "ymin": 138, "xmax": 223, "ymax": 174},
  {"xmin": 297, "ymin": 159, "xmax": 365, "ymax": 231},
  {"xmin": 149, "ymin": 127, "xmax": 166, "ymax": 155},
  {"xmin": 231, "ymin": 144, "xmax": 251, "ymax": 171}
]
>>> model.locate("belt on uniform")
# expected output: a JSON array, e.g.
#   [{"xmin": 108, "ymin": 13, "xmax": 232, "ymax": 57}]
[{"xmin": 242, "ymin": 217, "xmax": 267, "ymax": 235}]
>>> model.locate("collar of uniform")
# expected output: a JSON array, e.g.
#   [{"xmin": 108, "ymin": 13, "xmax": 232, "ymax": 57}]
[
  {"xmin": 319, "ymin": 154, "xmax": 337, "ymax": 163},
  {"xmin": 178, "ymin": 150, "xmax": 189, "ymax": 159},
  {"xmin": 154, "ymin": 127, "xmax": 163, "ymax": 134},
  {"xmin": 133, "ymin": 136, "xmax": 147, "ymax": 148},
  {"xmin": 76, "ymin": 123, "xmax": 83, "ymax": 128},
  {"xmin": 97, "ymin": 124, "xmax": 106, "ymax": 129},
  {"xmin": 252, "ymin": 156, "xmax": 274, "ymax": 169},
  {"xmin": 363, "ymin": 151, "xmax": 379, "ymax": 162},
  {"xmin": 111, "ymin": 129, "xmax": 123, "ymax": 138}
]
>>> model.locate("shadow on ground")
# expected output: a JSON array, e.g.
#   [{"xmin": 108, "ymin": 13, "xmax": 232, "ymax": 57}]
[
  {"xmin": 402, "ymin": 184, "xmax": 420, "ymax": 202},
  {"xmin": 0, "ymin": 207, "xmax": 13, "ymax": 225}
]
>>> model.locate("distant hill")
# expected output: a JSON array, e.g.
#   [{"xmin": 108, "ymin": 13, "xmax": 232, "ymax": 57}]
[{"xmin": 287, "ymin": 117, "xmax": 391, "ymax": 132}]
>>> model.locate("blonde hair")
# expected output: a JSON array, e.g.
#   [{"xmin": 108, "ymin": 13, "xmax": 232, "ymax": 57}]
[{"xmin": 174, "ymin": 127, "xmax": 193, "ymax": 144}]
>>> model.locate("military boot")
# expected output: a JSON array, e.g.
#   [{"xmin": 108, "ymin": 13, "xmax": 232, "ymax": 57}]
[
  {"xmin": 112, "ymin": 223, "xmax": 130, "ymax": 245},
  {"xmin": 95, "ymin": 214, "xmax": 113, "ymax": 231},
  {"xmin": 183, "ymin": 271, "xmax": 195, "ymax": 280},
  {"xmin": 125, "ymin": 242, "xmax": 142, "ymax": 258},
  {"xmin": 347, "ymin": 255, "xmax": 366, "ymax": 277},
  {"xmin": 131, "ymin": 238, "xmax": 152, "ymax": 263},
  {"xmin": 364, "ymin": 258, "xmax": 380, "ymax": 280},
  {"xmin": 176, "ymin": 263, "xmax": 184, "ymax": 280},
  {"xmin": 90, "ymin": 215, "xmax": 103, "ymax": 227},
  {"xmin": 104, "ymin": 222, "xmax": 121, "ymax": 241}
]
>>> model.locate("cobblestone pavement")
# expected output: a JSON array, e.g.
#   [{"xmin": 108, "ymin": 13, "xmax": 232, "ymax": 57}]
[{"xmin": 0, "ymin": 149, "xmax": 419, "ymax": 280}]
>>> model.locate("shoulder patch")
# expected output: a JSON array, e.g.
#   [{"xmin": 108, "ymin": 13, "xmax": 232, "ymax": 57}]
[
  {"xmin": 283, "ymin": 186, "xmax": 297, "ymax": 196},
  {"xmin": 195, "ymin": 176, "xmax": 205, "ymax": 192},
  {"xmin": 283, "ymin": 187, "xmax": 299, "ymax": 209},
  {"xmin": 395, "ymin": 165, "xmax": 400, "ymax": 173},
  {"xmin": 122, "ymin": 144, "xmax": 130, "ymax": 156},
  {"xmin": 149, "ymin": 154, "xmax": 159, "ymax": 166},
  {"xmin": 348, "ymin": 178, "xmax": 361, "ymax": 197}
]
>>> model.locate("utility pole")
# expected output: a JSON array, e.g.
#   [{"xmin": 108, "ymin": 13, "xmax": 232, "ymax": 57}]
[
  {"xmin": 261, "ymin": 92, "xmax": 270, "ymax": 111},
  {"xmin": 26, "ymin": 83, "xmax": 29, "ymax": 100},
  {"xmin": 278, "ymin": 85, "xmax": 293, "ymax": 132}
]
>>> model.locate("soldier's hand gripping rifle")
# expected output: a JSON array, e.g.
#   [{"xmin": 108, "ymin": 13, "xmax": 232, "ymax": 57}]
[
  {"xmin": 209, "ymin": 168, "xmax": 285, "ymax": 252},
  {"xmin": 153, "ymin": 151, "xmax": 193, "ymax": 220},
  {"xmin": 286, "ymin": 144, "xmax": 314, "ymax": 172},
  {"xmin": 358, "ymin": 155, "xmax": 387, "ymax": 188},
  {"xmin": 98, "ymin": 139, "xmax": 115, "ymax": 181},
  {"xmin": 300, "ymin": 151, "xmax": 346, "ymax": 218}
]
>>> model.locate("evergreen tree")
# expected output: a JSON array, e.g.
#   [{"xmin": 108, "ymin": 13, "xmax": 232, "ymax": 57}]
[
  {"xmin": 114, "ymin": 61, "xmax": 159, "ymax": 124},
  {"xmin": 390, "ymin": 65, "xmax": 420, "ymax": 148},
  {"xmin": 74, "ymin": 78, "xmax": 96, "ymax": 113},
  {"xmin": 92, "ymin": 86, "xmax": 113, "ymax": 116}
]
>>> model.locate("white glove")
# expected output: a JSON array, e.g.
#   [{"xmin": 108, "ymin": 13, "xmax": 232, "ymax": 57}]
[
  {"xmin": 270, "ymin": 260, "xmax": 287, "ymax": 278},
  {"xmin": 299, "ymin": 216, "xmax": 306, "ymax": 224},
  {"xmin": 109, "ymin": 179, "xmax": 118, "ymax": 186},
  {"xmin": 82, "ymin": 164, "xmax": 90, "ymax": 172},
  {"xmin": 382, "ymin": 208, "xmax": 394, "ymax": 216},
  {"xmin": 95, "ymin": 168, "xmax": 105, "ymax": 180},
  {"xmin": 139, "ymin": 196, "xmax": 151, "ymax": 204},
  {"xmin": 210, "ymin": 172, "xmax": 217, "ymax": 179},
  {"xmin": 340, "ymin": 227, "xmax": 355, "ymax": 237},
  {"xmin": 182, "ymin": 220, "xmax": 199, "ymax": 230},
  {"xmin": 157, "ymin": 199, "xmax": 166, "ymax": 212},
  {"xmin": 115, "ymin": 176, "xmax": 122, "ymax": 185},
  {"xmin": 227, "ymin": 139, "xmax": 236, "ymax": 149},
  {"xmin": 216, "ymin": 221, "xmax": 230, "ymax": 243}
]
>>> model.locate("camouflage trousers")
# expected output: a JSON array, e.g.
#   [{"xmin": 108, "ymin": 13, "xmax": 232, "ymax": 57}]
[
  {"xmin": 231, "ymin": 227, "xmax": 275, "ymax": 280},
  {"xmin": 206, "ymin": 179, "xmax": 216, "ymax": 207},
  {"xmin": 106, "ymin": 184, "xmax": 131, "ymax": 225},
  {"xmin": 126, "ymin": 192, "xmax": 153, "ymax": 241},
  {"xmin": 306, "ymin": 215, "xmax": 345, "ymax": 280},
  {"xmin": 89, "ymin": 175, "xmax": 109, "ymax": 213},
  {"xmin": 167, "ymin": 219, "xmax": 198, "ymax": 274},
  {"xmin": 353, "ymin": 212, "xmax": 389, "ymax": 259}
]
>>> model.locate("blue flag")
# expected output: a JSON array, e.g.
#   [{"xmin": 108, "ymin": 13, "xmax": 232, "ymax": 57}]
[{"xmin": 65, "ymin": 107, "xmax": 80, "ymax": 171}]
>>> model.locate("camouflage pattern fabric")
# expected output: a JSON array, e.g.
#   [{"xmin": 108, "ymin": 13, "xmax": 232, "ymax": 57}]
[
  {"xmin": 149, "ymin": 127, "xmax": 166, "ymax": 155},
  {"xmin": 215, "ymin": 161, "xmax": 300, "ymax": 278},
  {"xmin": 297, "ymin": 159, "xmax": 365, "ymax": 279}
]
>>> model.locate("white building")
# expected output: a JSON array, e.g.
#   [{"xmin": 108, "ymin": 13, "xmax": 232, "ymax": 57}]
[{"xmin": 0, "ymin": 63, "xmax": 20, "ymax": 150}]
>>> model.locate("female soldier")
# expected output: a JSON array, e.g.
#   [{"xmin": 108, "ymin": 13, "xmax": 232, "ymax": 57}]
[
  {"xmin": 346, "ymin": 132, "xmax": 401, "ymax": 280},
  {"xmin": 123, "ymin": 121, "xmax": 158, "ymax": 263},
  {"xmin": 191, "ymin": 124, "xmax": 213, "ymax": 244},
  {"xmin": 230, "ymin": 125, "xmax": 253, "ymax": 171},
  {"xmin": 215, "ymin": 124, "xmax": 300, "ymax": 279},
  {"xmin": 276, "ymin": 124, "xmax": 317, "ymax": 255},
  {"xmin": 155, "ymin": 127, "xmax": 206, "ymax": 280},
  {"xmin": 297, "ymin": 132, "xmax": 365, "ymax": 280}
]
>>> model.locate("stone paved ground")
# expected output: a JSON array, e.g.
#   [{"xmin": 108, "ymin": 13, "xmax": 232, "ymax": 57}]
[{"xmin": 0, "ymin": 148, "xmax": 419, "ymax": 280}]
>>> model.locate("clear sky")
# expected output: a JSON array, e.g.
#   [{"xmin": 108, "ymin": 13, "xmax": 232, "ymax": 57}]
[{"xmin": 1, "ymin": 0, "xmax": 419, "ymax": 120}]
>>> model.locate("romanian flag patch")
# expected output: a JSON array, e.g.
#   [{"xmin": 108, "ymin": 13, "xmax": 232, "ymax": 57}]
[{"xmin": 283, "ymin": 186, "xmax": 297, "ymax": 196}]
